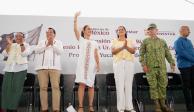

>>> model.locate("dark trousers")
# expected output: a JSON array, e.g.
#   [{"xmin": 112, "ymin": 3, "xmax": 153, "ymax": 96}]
[
  {"xmin": 179, "ymin": 65, "xmax": 194, "ymax": 108},
  {"xmin": 1, "ymin": 70, "xmax": 27, "ymax": 110}
]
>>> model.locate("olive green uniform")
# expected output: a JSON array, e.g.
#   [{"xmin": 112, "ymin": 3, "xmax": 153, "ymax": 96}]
[{"xmin": 139, "ymin": 37, "xmax": 175, "ymax": 100}]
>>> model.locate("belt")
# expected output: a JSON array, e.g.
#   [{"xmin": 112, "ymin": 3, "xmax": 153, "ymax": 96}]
[{"xmin": 153, "ymin": 66, "xmax": 160, "ymax": 68}]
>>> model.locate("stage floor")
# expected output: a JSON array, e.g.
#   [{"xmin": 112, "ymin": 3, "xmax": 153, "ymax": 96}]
[{"xmin": 15, "ymin": 104, "xmax": 193, "ymax": 112}]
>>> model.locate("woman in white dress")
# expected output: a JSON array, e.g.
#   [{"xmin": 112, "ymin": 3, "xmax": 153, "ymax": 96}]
[{"xmin": 73, "ymin": 12, "xmax": 100, "ymax": 112}]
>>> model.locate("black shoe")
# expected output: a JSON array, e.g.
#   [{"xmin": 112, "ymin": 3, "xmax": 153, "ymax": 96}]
[
  {"xmin": 7, "ymin": 110, "xmax": 17, "ymax": 112},
  {"xmin": 187, "ymin": 104, "xmax": 194, "ymax": 111},
  {"xmin": 6, "ymin": 110, "xmax": 11, "ymax": 112}
]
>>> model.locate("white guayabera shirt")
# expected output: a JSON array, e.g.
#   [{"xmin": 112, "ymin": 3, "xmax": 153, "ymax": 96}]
[{"xmin": 34, "ymin": 39, "xmax": 63, "ymax": 71}]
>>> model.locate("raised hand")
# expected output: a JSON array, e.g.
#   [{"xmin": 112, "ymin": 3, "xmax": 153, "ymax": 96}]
[
  {"xmin": 46, "ymin": 40, "xmax": 53, "ymax": 47},
  {"xmin": 74, "ymin": 11, "xmax": 81, "ymax": 19},
  {"xmin": 74, "ymin": 11, "xmax": 81, "ymax": 40},
  {"xmin": 6, "ymin": 38, "xmax": 13, "ymax": 53},
  {"xmin": 124, "ymin": 39, "xmax": 127, "ymax": 48}
]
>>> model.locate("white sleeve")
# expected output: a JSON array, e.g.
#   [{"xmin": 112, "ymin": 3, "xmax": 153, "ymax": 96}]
[
  {"xmin": 34, "ymin": 40, "xmax": 48, "ymax": 54},
  {"xmin": 2, "ymin": 50, "xmax": 8, "ymax": 57},
  {"xmin": 78, "ymin": 37, "xmax": 85, "ymax": 43},
  {"xmin": 53, "ymin": 40, "xmax": 63, "ymax": 55},
  {"xmin": 21, "ymin": 43, "xmax": 32, "ymax": 57}
]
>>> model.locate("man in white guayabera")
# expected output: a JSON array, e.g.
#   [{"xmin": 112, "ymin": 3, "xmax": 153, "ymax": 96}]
[{"xmin": 35, "ymin": 28, "xmax": 63, "ymax": 112}]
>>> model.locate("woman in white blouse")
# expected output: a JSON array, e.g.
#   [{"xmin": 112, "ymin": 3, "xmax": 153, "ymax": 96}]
[
  {"xmin": 1, "ymin": 32, "xmax": 32, "ymax": 112},
  {"xmin": 74, "ymin": 12, "xmax": 100, "ymax": 112}
]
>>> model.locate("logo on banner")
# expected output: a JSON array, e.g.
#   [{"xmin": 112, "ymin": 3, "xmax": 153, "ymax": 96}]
[
  {"xmin": 91, "ymin": 28, "xmax": 110, "ymax": 35},
  {"xmin": 157, "ymin": 31, "xmax": 176, "ymax": 36},
  {"xmin": 144, "ymin": 30, "xmax": 176, "ymax": 36},
  {"xmin": 116, "ymin": 29, "xmax": 138, "ymax": 34}
]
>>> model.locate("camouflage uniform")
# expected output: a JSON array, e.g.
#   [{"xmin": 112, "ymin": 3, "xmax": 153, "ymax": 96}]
[{"xmin": 139, "ymin": 37, "xmax": 175, "ymax": 100}]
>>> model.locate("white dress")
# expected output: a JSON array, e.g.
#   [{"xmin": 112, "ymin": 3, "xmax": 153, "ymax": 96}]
[{"xmin": 75, "ymin": 37, "xmax": 98, "ymax": 87}]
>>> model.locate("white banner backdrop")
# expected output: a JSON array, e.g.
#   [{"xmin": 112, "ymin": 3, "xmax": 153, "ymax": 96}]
[{"xmin": 0, "ymin": 15, "xmax": 194, "ymax": 75}]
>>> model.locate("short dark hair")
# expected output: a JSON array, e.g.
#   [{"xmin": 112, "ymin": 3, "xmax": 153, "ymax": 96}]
[
  {"xmin": 16, "ymin": 32, "xmax": 25, "ymax": 38},
  {"xmin": 48, "ymin": 27, "xmax": 56, "ymax": 35}
]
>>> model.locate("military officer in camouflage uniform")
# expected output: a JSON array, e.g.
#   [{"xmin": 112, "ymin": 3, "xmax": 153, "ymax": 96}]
[{"xmin": 139, "ymin": 23, "xmax": 175, "ymax": 112}]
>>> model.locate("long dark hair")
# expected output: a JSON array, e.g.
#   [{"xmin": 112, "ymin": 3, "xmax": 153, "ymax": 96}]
[
  {"xmin": 81, "ymin": 25, "xmax": 89, "ymax": 38},
  {"xmin": 117, "ymin": 26, "xmax": 127, "ymax": 38}
]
